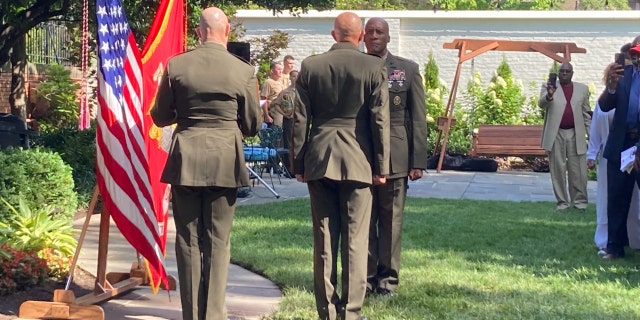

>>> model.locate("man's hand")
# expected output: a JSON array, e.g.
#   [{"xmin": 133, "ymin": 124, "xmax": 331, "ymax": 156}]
[
  {"xmin": 545, "ymin": 83, "xmax": 556, "ymax": 100},
  {"xmin": 295, "ymin": 174, "xmax": 307, "ymax": 183},
  {"xmin": 264, "ymin": 114, "xmax": 274, "ymax": 124},
  {"xmin": 373, "ymin": 175, "xmax": 386, "ymax": 185},
  {"xmin": 634, "ymin": 157, "xmax": 640, "ymax": 172},
  {"xmin": 408, "ymin": 169, "xmax": 423, "ymax": 181},
  {"xmin": 607, "ymin": 64, "xmax": 624, "ymax": 91},
  {"xmin": 587, "ymin": 159, "xmax": 596, "ymax": 170}
]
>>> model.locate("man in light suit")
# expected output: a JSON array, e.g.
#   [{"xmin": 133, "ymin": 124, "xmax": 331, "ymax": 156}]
[
  {"xmin": 291, "ymin": 11, "xmax": 389, "ymax": 320},
  {"xmin": 601, "ymin": 42, "xmax": 640, "ymax": 260},
  {"xmin": 539, "ymin": 62, "xmax": 591, "ymax": 211},
  {"xmin": 363, "ymin": 17, "xmax": 427, "ymax": 297},
  {"xmin": 150, "ymin": 6, "xmax": 261, "ymax": 320}
]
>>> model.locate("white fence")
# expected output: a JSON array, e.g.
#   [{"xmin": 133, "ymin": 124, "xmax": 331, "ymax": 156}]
[{"xmin": 236, "ymin": 10, "xmax": 640, "ymax": 101}]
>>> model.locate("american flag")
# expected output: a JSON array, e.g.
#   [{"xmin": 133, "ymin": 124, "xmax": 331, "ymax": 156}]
[{"xmin": 95, "ymin": 0, "xmax": 168, "ymax": 289}]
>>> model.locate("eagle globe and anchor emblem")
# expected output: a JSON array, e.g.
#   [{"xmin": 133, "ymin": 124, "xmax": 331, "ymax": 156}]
[{"xmin": 280, "ymin": 92, "xmax": 295, "ymax": 117}]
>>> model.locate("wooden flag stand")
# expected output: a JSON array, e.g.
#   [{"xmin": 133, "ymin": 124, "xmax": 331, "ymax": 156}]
[{"xmin": 19, "ymin": 186, "xmax": 176, "ymax": 319}]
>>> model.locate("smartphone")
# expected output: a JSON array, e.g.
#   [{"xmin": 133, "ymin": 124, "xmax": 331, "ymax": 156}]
[
  {"xmin": 615, "ymin": 53, "xmax": 626, "ymax": 67},
  {"xmin": 615, "ymin": 53, "xmax": 626, "ymax": 75},
  {"xmin": 547, "ymin": 72, "xmax": 557, "ymax": 88}
]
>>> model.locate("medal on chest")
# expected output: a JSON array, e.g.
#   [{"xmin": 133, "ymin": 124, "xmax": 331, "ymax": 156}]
[{"xmin": 388, "ymin": 69, "xmax": 406, "ymax": 88}]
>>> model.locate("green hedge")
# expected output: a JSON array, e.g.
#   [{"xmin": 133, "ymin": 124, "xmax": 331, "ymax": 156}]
[
  {"xmin": 31, "ymin": 126, "xmax": 96, "ymax": 205},
  {"xmin": 0, "ymin": 148, "xmax": 77, "ymax": 222}
]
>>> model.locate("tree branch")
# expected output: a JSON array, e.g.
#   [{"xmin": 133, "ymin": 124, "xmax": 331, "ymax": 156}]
[{"xmin": 0, "ymin": 0, "xmax": 71, "ymax": 68}]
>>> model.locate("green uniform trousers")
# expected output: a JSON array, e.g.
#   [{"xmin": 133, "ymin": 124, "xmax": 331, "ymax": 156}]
[
  {"xmin": 368, "ymin": 176, "xmax": 408, "ymax": 292},
  {"xmin": 171, "ymin": 185, "xmax": 237, "ymax": 320},
  {"xmin": 308, "ymin": 178, "xmax": 372, "ymax": 320}
]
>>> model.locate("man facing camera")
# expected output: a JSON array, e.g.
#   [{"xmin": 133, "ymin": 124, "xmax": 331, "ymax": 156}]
[
  {"xmin": 539, "ymin": 62, "xmax": 591, "ymax": 212},
  {"xmin": 363, "ymin": 17, "xmax": 428, "ymax": 297}
]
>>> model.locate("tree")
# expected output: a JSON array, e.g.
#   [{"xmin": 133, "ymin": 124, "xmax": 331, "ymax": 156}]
[
  {"xmin": 335, "ymin": 0, "xmax": 405, "ymax": 9},
  {"xmin": 2, "ymin": 0, "xmax": 333, "ymax": 120},
  {"xmin": 1, "ymin": 0, "xmax": 71, "ymax": 118},
  {"xmin": 404, "ymin": 0, "xmax": 627, "ymax": 10}
]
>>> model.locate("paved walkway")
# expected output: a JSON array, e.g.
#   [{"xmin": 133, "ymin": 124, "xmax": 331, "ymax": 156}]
[{"xmin": 71, "ymin": 170, "xmax": 597, "ymax": 319}]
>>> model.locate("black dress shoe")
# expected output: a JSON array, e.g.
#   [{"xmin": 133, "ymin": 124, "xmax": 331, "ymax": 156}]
[
  {"xmin": 365, "ymin": 287, "xmax": 374, "ymax": 297},
  {"xmin": 376, "ymin": 288, "xmax": 394, "ymax": 296}
]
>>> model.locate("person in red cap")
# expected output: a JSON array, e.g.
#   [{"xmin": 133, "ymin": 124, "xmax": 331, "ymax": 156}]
[{"xmin": 599, "ymin": 36, "xmax": 640, "ymax": 260}]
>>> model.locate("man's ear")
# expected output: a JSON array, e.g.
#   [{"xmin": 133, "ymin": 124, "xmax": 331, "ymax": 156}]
[
  {"xmin": 357, "ymin": 30, "xmax": 364, "ymax": 43},
  {"xmin": 331, "ymin": 30, "xmax": 337, "ymax": 42}
]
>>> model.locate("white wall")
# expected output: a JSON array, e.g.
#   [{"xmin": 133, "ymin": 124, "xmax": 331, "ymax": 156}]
[{"xmin": 235, "ymin": 10, "xmax": 640, "ymax": 101}]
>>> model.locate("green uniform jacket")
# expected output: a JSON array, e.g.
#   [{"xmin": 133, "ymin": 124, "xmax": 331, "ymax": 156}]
[
  {"xmin": 292, "ymin": 42, "xmax": 390, "ymax": 184},
  {"xmin": 151, "ymin": 42, "xmax": 261, "ymax": 187},
  {"xmin": 385, "ymin": 53, "xmax": 428, "ymax": 178}
]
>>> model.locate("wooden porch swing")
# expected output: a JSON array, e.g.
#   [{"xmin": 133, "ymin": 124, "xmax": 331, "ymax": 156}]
[{"xmin": 433, "ymin": 38, "xmax": 587, "ymax": 172}]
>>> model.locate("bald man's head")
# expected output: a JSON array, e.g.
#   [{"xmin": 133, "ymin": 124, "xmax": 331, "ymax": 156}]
[
  {"xmin": 331, "ymin": 12, "xmax": 364, "ymax": 46},
  {"xmin": 196, "ymin": 7, "xmax": 230, "ymax": 46}
]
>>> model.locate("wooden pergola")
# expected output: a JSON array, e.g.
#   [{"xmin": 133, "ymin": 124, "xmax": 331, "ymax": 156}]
[{"xmin": 433, "ymin": 38, "xmax": 587, "ymax": 172}]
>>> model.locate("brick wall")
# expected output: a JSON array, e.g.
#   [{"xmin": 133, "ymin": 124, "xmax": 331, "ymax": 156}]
[
  {"xmin": 0, "ymin": 65, "xmax": 82, "ymax": 117},
  {"xmin": 236, "ymin": 10, "xmax": 640, "ymax": 99}
]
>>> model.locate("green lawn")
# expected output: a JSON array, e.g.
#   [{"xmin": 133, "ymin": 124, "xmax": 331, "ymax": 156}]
[{"xmin": 231, "ymin": 198, "xmax": 640, "ymax": 320}]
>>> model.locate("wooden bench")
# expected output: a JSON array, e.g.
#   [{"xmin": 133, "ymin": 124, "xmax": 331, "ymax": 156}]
[{"xmin": 470, "ymin": 124, "xmax": 546, "ymax": 157}]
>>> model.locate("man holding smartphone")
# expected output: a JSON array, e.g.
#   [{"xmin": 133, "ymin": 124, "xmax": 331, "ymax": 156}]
[
  {"xmin": 539, "ymin": 62, "xmax": 591, "ymax": 212},
  {"xmin": 600, "ymin": 37, "xmax": 640, "ymax": 260}
]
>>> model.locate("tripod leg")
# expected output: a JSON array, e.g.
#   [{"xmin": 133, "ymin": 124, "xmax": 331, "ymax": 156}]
[{"xmin": 246, "ymin": 164, "xmax": 280, "ymax": 198}]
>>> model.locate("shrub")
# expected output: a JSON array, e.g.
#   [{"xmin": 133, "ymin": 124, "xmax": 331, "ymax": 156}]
[
  {"xmin": 31, "ymin": 126, "xmax": 96, "ymax": 205},
  {"xmin": 0, "ymin": 198, "xmax": 76, "ymax": 280},
  {"xmin": 470, "ymin": 56, "xmax": 526, "ymax": 127},
  {"xmin": 0, "ymin": 198, "xmax": 77, "ymax": 257},
  {"xmin": 39, "ymin": 248, "xmax": 72, "ymax": 279},
  {"xmin": 0, "ymin": 148, "xmax": 77, "ymax": 222},
  {"xmin": 0, "ymin": 244, "xmax": 48, "ymax": 295},
  {"xmin": 424, "ymin": 52, "xmax": 447, "ymax": 133},
  {"xmin": 34, "ymin": 64, "xmax": 81, "ymax": 133},
  {"xmin": 423, "ymin": 52, "xmax": 471, "ymax": 155},
  {"xmin": 247, "ymin": 30, "xmax": 291, "ymax": 84},
  {"xmin": 522, "ymin": 80, "xmax": 545, "ymax": 125}
]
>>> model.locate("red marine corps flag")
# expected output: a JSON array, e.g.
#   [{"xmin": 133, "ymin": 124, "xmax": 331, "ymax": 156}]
[
  {"xmin": 140, "ymin": 0, "xmax": 185, "ymax": 292},
  {"xmin": 95, "ymin": 0, "xmax": 169, "ymax": 291}
]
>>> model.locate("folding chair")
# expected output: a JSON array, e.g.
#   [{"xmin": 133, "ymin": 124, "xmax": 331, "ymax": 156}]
[
  {"xmin": 243, "ymin": 139, "xmax": 279, "ymax": 197},
  {"xmin": 257, "ymin": 126, "xmax": 292, "ymax": 182}
]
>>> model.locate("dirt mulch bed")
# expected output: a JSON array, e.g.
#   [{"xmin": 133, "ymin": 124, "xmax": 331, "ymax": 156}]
[
  {"xmin": 495, "ymin": 156, "xmax": 549, "ymax": 172},
  {"xmin": 0, "ymin": 268, "xmax": 96, "ymax": 319}
]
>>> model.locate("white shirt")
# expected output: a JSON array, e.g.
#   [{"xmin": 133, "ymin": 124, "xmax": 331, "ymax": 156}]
[{"xmin": 586, "ymin": 102, "xmax": 614, "ymax": 162}]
